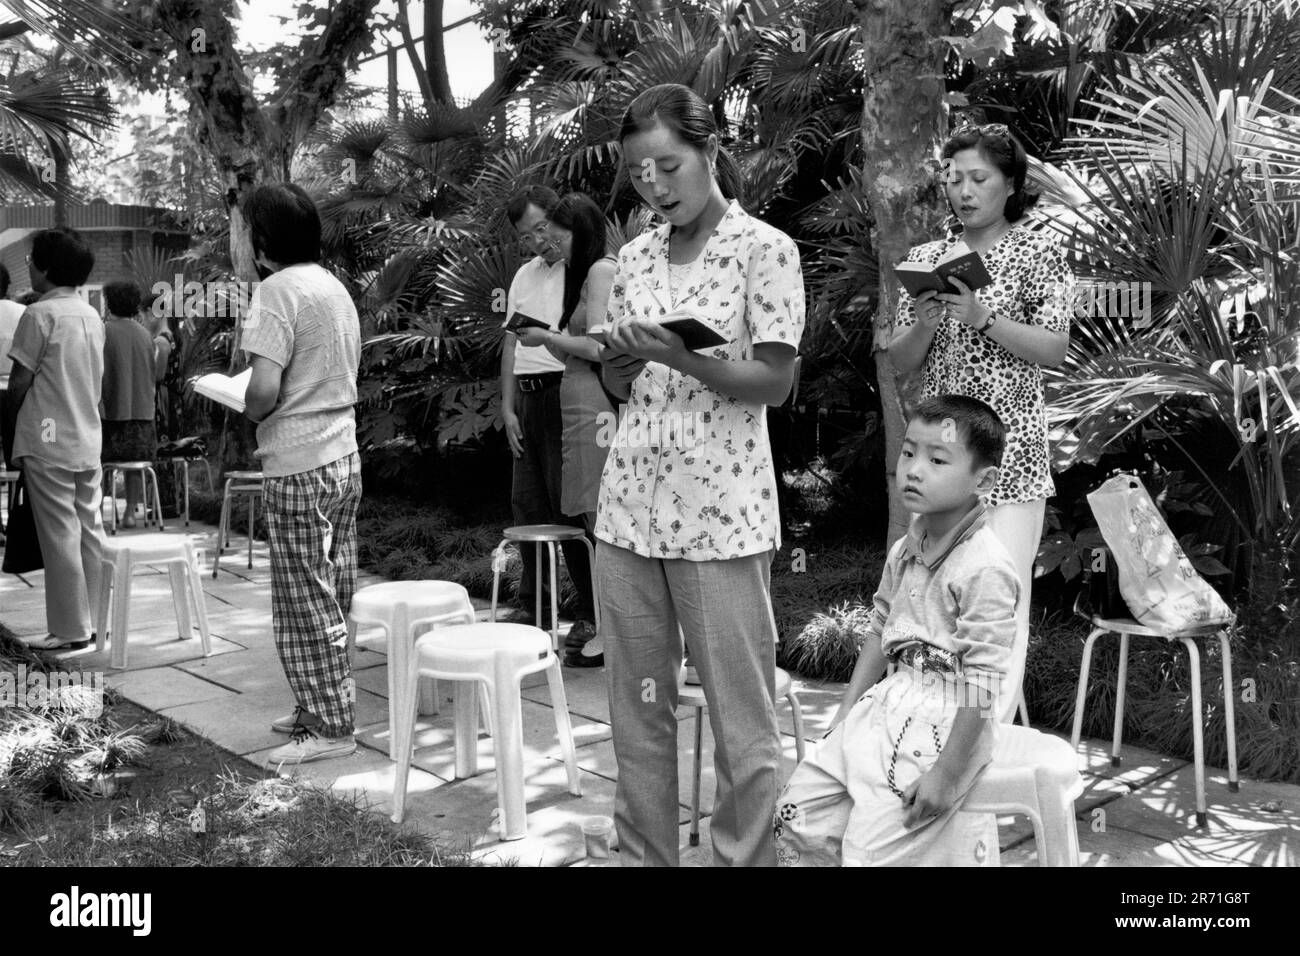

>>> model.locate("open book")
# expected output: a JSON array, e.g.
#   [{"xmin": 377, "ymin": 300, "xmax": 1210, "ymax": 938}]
[
  {"xmin": 503, "ymin": 311, "xmax": 551, "ymax": 333},
  {"xmin": 588, "ymin": 311, "xmax": 728, "ymax": 352},
  {"xmin": 894, "ymin": 242, "xmax": 994, "ymax": 298},
  {"xmin": 192, "ymin": 368, "xmax": 252, "ymax": 413}
]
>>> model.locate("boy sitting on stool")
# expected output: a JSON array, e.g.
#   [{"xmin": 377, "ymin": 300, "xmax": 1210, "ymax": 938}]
[{"xmin": 775, "ymin": 394, "xmax": 1019, "ymax": 866}]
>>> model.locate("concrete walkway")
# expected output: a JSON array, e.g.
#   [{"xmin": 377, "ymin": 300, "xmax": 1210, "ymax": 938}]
[{"xmin": 1, "ymin": 515, "xmax": 1295, "ymax": 866}]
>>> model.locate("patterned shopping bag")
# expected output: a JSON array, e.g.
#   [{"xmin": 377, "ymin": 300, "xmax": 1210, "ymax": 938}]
[{"xmin": 1086, "ymin": 474, "xmax": 1234, "ymax": 633}]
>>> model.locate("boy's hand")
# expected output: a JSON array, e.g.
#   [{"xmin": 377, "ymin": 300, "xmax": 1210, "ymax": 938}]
[{"xmin": 900, "ymin": 765, "xmax": 964, "ymax": 829}]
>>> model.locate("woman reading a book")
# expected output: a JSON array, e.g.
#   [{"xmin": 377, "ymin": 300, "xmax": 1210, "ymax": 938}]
[
  {"xmin": 889, "ymin": 123, "xmax": 1075, "ymax": 716},
  {"xmin": 513, "ymin": 191, "xmax": 616, "ymax": 666},
  {"xmin": 595, "ymin": 83, "xmax": 805, "ymax": 867}
]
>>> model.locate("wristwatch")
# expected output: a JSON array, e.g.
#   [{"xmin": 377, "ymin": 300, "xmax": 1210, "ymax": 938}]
[{"xmin": 979, "ymin": 310, "xmax": 998, "ymax": 334}]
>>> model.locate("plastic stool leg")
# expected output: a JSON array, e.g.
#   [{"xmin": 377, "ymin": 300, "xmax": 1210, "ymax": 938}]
[
  {"xmin": 787, "ymin": 689, "xmax": 806, "ymax": 762},
  {"xmin": 1219, "ymin": 629, "xmax": 1239, "ymax": 792},
  {"xmin": 1071, "ymin": 628, "xmax": 1105, "ymax": 752},
  {"xmin": 186, "ymin": 552, "xmax": 213, "ymax": 657},
  {"xmin": 690, "ymin": 704, "xmax": 704, "ymax": 846},
  {"xmin": 94, "ymin": 559, "xmax": 112, "ymax": 654},
  {"xmin": 246, "ymin": 493, "xmax": 254, "ymax": 569},
  {"xmin": 168, "ymin": 561, "xmax": 191, "ymax": 639},
  {"xmin": 544, "ymin": 657, "xmax": 581, "ymax": 796},
  {"xmin": 390, "ymin": 658, "xmax": 421, "ymax": 824},
  {"xmin": 1180, "ymin": 636, "xmax": 1208, "ymax": 827},
  {"xmin": 492, "ymin": 676, "xmax": 528, "ymax": 841},
  {"xmin": 110, "ymin": 553, "xmax": 132, "ymax": 669},
  {"xmin": 1034, "ymin": 783, "xmax": 1080, "ymax": 867},
  {"xmin": 1111, "ymin": 632, "xmax": 1129, "ymax": 766},
  {"xmin": 453, "ymin": 678, "xmax": 480, "ymax": 778},
  {"xmin": 386, "ymin": 606, "xmax": 411, "ymax": 762}
]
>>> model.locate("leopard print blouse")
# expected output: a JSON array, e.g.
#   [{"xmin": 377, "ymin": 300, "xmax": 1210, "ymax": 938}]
[{"xmin": 894, "ymin": 226, "xmax": 1074, "ymax": 506}]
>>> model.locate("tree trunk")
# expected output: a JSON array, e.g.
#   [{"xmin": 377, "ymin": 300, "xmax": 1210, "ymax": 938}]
[
  {"xmin": 52, "ymin": 146, "xmax": 70, "ymax": 228},
  {"xmin": 423, "ymin": 0, "xmax": 454, "ymax": 104},
  {"xmin": 395, "ymin": 0, "xmax": 435, "ymax": 107},
  {"xmin": 857, "ymin": 0, "xmax": 954, "ymax": 549}
]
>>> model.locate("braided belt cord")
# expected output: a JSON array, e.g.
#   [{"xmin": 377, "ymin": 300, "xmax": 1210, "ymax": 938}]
[{"xmin": 886, "ymin": 716, "xmax": 946, "ymax": 799}]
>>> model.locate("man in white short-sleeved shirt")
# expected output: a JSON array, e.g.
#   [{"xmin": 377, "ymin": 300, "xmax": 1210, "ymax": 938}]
[{"xmin": 240, "ymin": 183, "xmax": 362, "ymax": 766}]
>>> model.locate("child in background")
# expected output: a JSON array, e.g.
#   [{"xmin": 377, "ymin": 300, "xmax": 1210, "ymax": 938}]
[{"xmin": 775, "ymin": 394, "xmax": 1019, "ymax": 866}]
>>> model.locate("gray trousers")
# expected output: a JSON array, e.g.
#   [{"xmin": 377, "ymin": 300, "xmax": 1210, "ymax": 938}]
[
  {"xmin": 22, "ymin": 456, "xmax": 105, "ymax": 641},
  {"xmin": 597, "ymin": 541, "xmax": 780, "ymax": 866}
]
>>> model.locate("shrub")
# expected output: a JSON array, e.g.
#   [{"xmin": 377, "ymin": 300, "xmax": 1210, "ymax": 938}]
[{"xmin": 780, "ymin": 601, "xmax": 873, "ymax": 683}]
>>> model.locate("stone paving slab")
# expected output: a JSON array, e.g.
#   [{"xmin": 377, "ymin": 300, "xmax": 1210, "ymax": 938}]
[
  {"xmin": 108, "ymin": 665, "xmax": 239, "ymax": 711},
  {"xmin": 6, "ymin": 512, "xmax": 1297, "ymax": 868}
]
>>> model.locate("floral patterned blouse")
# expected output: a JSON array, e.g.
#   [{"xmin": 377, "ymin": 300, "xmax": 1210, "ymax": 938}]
[
  {"xmin": 894, "ymin": 225, "xmax": 1074, "ymax": 506},
  {"xmin": 595, "ymin": 200, "xmax": 805, "ymax": 561}
]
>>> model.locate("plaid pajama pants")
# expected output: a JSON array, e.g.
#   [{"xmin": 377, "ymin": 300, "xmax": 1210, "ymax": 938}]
[{"xmin": 263, "ymin": 452, "xmax": 362, "ymax": 738}]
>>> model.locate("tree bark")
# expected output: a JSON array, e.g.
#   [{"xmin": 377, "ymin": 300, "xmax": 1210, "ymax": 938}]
[
  {"xmin": 423, "ymin": 0, "xmax": 454, "ymax": 104},
  {"xmin": 395, "ymin": 0, "xmax": 436, "ymax": 107},
  {"xmin": 857, "ymin": 0, "xmax": 955, "ymax": 548}
]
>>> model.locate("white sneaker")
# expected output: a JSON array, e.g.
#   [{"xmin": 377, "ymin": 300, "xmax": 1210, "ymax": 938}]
[
  {"xmin": 270, "ymin": 705, "xmax": 318, "ymax": 735},
  {"xmin": 266, "ymin": 729, "xmax": 356, "ymax": 767}
]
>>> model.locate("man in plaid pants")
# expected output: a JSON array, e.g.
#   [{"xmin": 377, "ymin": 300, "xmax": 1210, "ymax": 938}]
[{"xmin": 241, "ymin": 183, "xmax": 362, "ymax": 765}]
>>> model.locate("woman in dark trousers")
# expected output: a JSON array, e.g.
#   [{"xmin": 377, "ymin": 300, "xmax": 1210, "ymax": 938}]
[
  {"xmin": 597, "ymin": 84, "xmax": 805, "ymax": 866},
  {"xmin": 513, "ymin": 192, "xmax": 616, "ymax": 666}
]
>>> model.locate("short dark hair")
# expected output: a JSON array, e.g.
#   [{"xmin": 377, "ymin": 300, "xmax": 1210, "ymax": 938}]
[
  {"xmin": 0, "ymin": 263, "xmax": 9, "ymax": 298},
  {"xmin": 910, "ymin": 394, "xmax": 1006, "ymax": 470},
  {"xmin": 243, "ymin": 182, "xmax": 321, "ymax": 264},
  {"xmin": 30, "ymin": 227, "xmax": 94, "ymax": 286},
  {"xmin": 104, "ymin": 280, "xmax": 143, "ymax": 318},
  {"xmin": 941, "ymin": 125, "xmax": 1039, "ymax": 223},
  {"xmin": 506, "ymin": 185, "xmax": 560, "ymax": 227}
]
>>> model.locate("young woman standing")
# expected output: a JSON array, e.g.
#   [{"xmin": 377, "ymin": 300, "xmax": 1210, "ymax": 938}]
[
  {"xmin": 597, "ymin": 84, "xmax": 805, "ymax": 866},
  {"xmin": 514, "ymin": 191, "xmax": 616, "ymax": 665}
]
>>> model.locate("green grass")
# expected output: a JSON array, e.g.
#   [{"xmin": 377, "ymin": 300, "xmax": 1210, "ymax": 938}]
[{"xmin": 0, "ymin": 625, "xmax": 480, "ymax": 866}]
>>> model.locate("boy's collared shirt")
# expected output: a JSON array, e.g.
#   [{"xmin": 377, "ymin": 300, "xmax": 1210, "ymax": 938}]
[{"xmin": 868, "ymin": 499, "xmax": 1020, "ymax": 707}]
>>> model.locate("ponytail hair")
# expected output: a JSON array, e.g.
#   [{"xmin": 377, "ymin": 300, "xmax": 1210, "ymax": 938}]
[
  {"xmin": 549, "ymin": 192, "xmax": 607, "ymax": 331},
  {"xmin": 619, "ymin": 83, "xmax": 744, "ymax": 206}
]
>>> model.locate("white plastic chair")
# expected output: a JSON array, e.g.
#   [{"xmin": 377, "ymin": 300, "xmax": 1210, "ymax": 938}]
[
  {"xmin": 95, "ymin": 532, "xmax": 212, "ymax": 669},
  {"xmin": 390, "ymin": 622, "xmax": 582, "ymax": 838},
  {"xmin": 961, "ymin": 725, "xmax": 1086, "ymax": 866},
  {"xmin": 347, "ymin": 580, "xmax": 483, "ymax": 758}
]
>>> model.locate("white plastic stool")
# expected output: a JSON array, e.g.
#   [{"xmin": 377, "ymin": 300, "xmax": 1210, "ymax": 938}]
[
  {"xmin": 489, "ymin": 524, "xmax": 598, "ymax": 650},
  {"xmin": 1070, "ymin": 597, "xmax": 1238, "ymax": 827},
  {"xmin": 102, "ymin": 460, "xmax": 165, "ymax": 534},
  {"xmin": 347, "ymin": 580, "xmax": 480, "ymax": 758},
  {"xmin": 391, "ymin": 622, "xmax": 582, "ymax": 837},
  {"xmin": 95, "ymin": 533, "xmax": 212, "ymax": 669},
  {"xmin": 212, "ymin": 470, "xmax": 263, "ymax": 577},
  {"xmin": 681, "ymin": 667, "xmax": 806, "ymax": 847},
  {"xmin": 961, "ymin": 725, "xmax": 1086, "ymax": 866}
]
